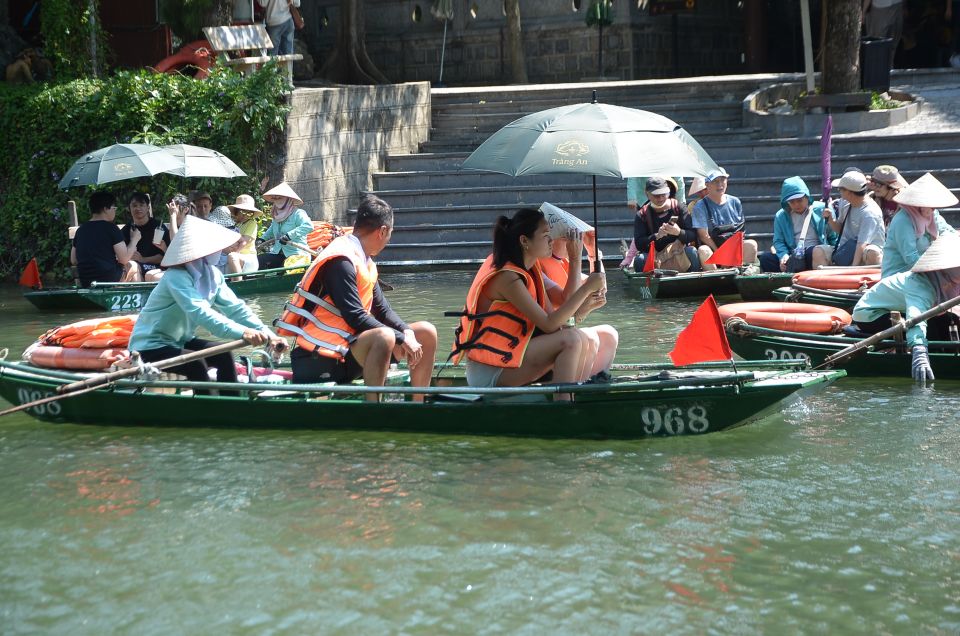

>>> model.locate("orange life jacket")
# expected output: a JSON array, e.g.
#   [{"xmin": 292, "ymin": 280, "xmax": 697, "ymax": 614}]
[
  {"xmin": 450, "ymin": 256, "xmax": 546, "ymax": 368},
  {"xmin": 40, "ymin": 315, "xmax": 137, "ymax": 349},
  {"xmin": 274, "ymin": 235, "xmax": 378, "ymax": 359},
  {"xmin": 538, "ymin": 255, "xmax": 570, "ymax": 289},
  {"xmin": 305, "ymin": 221, "xmax": 353, "ymax": 252}
]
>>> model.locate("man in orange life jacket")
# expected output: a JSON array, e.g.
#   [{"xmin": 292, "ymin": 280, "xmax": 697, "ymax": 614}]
[{"xmin": 279, "ymin": 195, "xmax": 437, "ymax": 400}]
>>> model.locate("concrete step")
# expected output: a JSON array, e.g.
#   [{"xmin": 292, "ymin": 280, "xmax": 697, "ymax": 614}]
[{"xmin": 703, "ymin": 131, "xmax": 960, "ymax": 162}]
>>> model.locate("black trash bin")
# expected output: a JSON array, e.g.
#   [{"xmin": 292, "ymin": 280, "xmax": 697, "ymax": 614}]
[{"xmin": 861, "ymin": 36, "xmax": 892, "ymax": 93}]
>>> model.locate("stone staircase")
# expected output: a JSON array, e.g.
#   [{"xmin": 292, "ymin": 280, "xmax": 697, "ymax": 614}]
[{"xmin": 359, "ymin": 72, "xmax": 960, "ymax": 265}]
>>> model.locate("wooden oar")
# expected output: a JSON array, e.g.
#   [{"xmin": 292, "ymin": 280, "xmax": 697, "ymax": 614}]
[
  {"xmin": 823, "ymin": 294, "xmax": 960, "ymax": 367},
  {"xmin": 0, "ymin": 339, "xmax": 248, "ymax": 417}
]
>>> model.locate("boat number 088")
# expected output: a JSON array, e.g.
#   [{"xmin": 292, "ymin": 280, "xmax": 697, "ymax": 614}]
[
  {"xmin": 763, "ymin": 348, "xmax": 812, "ymax": 363},
  {"xmin": 16, "ymin": 388, "xmax": 61, "ymax": 416},
  {"xmin": 641, "ymin": 405, "xmax": 710, "ymax": 435},
  {"xmin": 108, "ymin": 293, "xmax": 144, "ymax": 311}
]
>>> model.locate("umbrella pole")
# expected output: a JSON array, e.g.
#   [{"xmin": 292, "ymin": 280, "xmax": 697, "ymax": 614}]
[{"xmin": 592, "ymin": 175, "xmax": 600, "ymax": 273}]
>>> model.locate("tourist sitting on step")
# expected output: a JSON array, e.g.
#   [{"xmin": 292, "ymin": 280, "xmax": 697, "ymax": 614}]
[
  {"xmin": 257, "ymin": 182, "xmax": 313, "ymax": 270},
  {"xmin": 867, "ymin": 165, "xmax": 909, "ymax": 227},
  {"xmin": 122, "ymin": 192, "xmax": 170, "ymax": 282},
  {"xmin": 632, "ymin": 177, "xmax": 701, "ymax": 273},
  {"xmin": 882, "ymin": 172, "xmax": 958, "ymax": 278},
  {"xmin": 686, "ymin": 175, "xmax": 707, "ymax": 218},
  {"xmin": 627, "ymin": 174, "xmax": 686, "ymax": 213},
  {"xmin": 538, "ymin": 234, "xmax": 619, "ymax": 382},
  {"xmin": 71, "ymin": 192, "xmax": 140, "ymax": 287},
  {"xmin": 691, "ymin": 168, "xmax": 759, "ymax": 270},
  {"xmin": 278, "ymin": 195, "xmax": 437, "ymax": 401},
  {"xmin": 824, "ymin": 171, "xmax": 885, "ymax": 267},
  {"xmin": 451, "ymin": 208, "xmax": 606, "ymax": 400},
  {"xmin": 759, "ymin": 176, "xmax": 836, "ymax": 273},
  {"xmin": 852, "ymin": 233, "xmax": 960, "ymax": 384}
]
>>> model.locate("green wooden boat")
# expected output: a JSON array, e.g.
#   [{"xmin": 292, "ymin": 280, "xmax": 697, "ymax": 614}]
[
  {"xmin": 623, "ymin": 268, "xmax": 739, "ymax": 299},
  {"xmin": 22, "ymin": 265, "xmax": 306, "ymax": 312},
  {"xmin": 725, "ymin": 322, "xmax": 960, "ymax": 378},
  {"xmin": 734, "ymin": 273, "xmax": 794, "ymax": 301},
  {"xmin": 770, "ymin": 285, "xmax": 860, "ymax": 312},
  {"xmin": 0, "ymin": 359, "xmax": 845, "ymax": 438}
]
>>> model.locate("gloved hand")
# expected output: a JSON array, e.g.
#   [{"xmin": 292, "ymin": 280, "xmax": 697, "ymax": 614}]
[
  {"xmin": 279, "ymin": 233, "xmax": 290, "ymax": 244},
  {"xmin": 911, "ymin": 344, "xmax": 935, "ymax": 384},
  {"xmin": 255, "ymin": 237, "xmax": 265, "ymax": 247}
]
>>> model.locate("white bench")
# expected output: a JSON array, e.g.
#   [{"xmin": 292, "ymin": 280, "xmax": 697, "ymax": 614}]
[{"xmin": 202, "ymin": 25, "xmax": 303, "ymax": 83}]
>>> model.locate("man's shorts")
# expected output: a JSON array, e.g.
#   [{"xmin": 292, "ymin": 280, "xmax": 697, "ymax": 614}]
[{"xmin": 291, "ymin": 348, "xmax": 363, "ymax": 384}]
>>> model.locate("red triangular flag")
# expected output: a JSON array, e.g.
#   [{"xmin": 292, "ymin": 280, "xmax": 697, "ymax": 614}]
[
  {"xmin": 704, "ymin": 231, "xmax": 744, "ymax": 267},
  {"xmin": 18, "ymin": 258, "xmax": 42, "ymax": 289},
  {"xmin": 642, "ymin": 241, "xmax": 656, "ymax": 272},
  {"xmin": 669, "ymin": 295, "xmax": 732, "ymax": 366}
]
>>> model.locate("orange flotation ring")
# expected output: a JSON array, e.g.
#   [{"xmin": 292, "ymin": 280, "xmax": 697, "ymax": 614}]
[
  {"xmin": 719, "ymin": 302, "xmax": 852, "ymax": 334},
  {"xmin": 39, "ymin": 315, "xmax": 137, "ymax": 349},
  {"xmin": 305, "ymin": 222, "xmax": 352, "ymax": 252},
  {"xmin": 25, "ymin": 344, "xmax": 129, "ymax": 370},
  {"xmin": 792, "ymin": 268, "xmax": 880, "ymax": 291},
  {"xmin": 152, "ymin": 40, "xmax": 212, "ymax": 79}
]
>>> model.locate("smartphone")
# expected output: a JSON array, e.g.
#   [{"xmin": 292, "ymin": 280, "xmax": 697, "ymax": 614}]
[{"xmin": 668, "ymin": 216, "xmax": 679, "ymax": 224}]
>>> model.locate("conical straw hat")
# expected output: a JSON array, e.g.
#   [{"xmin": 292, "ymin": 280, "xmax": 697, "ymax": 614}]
[
  {"xmin": 911, "ymin": 233, "xmax": 960, "ymax": 273},
  {"xmin": 161, "ymin": 215, "xmax": 241, "ymax": 267},
  {"xmin": 893, "ymin": 172, "xmax": 959, "ymax": 209},
  {"xmin": 262, "ymin": 182, "xmax": 303, "ymax": 206},
  {"xmin": 227, "ymin": 194, "xmax": 263, "ymax": 217},
  {"xmin": 687, "ymin": 176, "xmax": 706, "ymax": 197}
]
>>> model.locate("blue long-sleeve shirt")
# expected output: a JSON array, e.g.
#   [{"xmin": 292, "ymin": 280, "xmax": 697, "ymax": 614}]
[
  {"xmin": 852, "ymin": 271, "xmax": 937, "ymax": 347},
  {"xmin": 881, "ymin": 209, "xmax": 955, "ymax": 278},
  {"xmin": 262, "ymin": 209, "xmax": 314, "ymax": 257}
]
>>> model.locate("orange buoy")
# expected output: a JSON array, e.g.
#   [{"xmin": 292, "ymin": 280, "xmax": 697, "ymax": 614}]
[
  {"xmin": 718, "ymin": 302, "xmax": 852, "ymax": 334},
  {"xmin": 25, "ymin": 345, "xmax": 129, "ymax": 370},
  {"xmin": 39, "ymin": 315, "xmax": 137, "ymax": 349},
  {"xmin": 306, "ymin": 222, "xmax": 352, "ymax": 252},
  {"xmin": 792, "ymin": 268, "xmax": 880, "ymax": 291},
  {"xmin": 152, "ymin": 41, "xmax": 212, "ymax": 79}
]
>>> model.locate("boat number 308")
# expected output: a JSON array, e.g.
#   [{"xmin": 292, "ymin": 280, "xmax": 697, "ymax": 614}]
[
  {"xmin": 16, "ymin": 388, "xmax": 61, "ymax": 416},
  {"xmin": 108, "ymin": 293, "xmax": 144, "ymax": 311},
  {"xmin": 763, "ymin": 348, "xmax": 812, "ymax": 363},
  {"xmin": 640, "ymin": 405, "xmax": 710, "ymax": 435}
]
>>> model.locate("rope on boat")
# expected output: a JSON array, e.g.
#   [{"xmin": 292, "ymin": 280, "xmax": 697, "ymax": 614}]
[{"xmin": 0, "ymin": 348, "xmax": 7, "ymax": 361}]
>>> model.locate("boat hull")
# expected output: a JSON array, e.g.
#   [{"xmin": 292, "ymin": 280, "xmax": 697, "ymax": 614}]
[
  {"xmin": 623, "ymin": 269, "xmax": 739, "ymax": 299},
  {"xmin": 0, "ymin": 361, "xmax": 844, "ymax": 439},
  {"xmin": 735, "ymin": 273, "xmax": 794, "ymax": 301},
  {"xmin": 770, "ymin": 286, "xmax": 859, "ymax": 312},
  {"xmin": 23, "ymin": 266, "xmax": 304, "ymax": 312}
]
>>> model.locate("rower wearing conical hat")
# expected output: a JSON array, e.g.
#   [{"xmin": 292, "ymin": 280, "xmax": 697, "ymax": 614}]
[
  {"xmin": 881, "ymin": 172, "xmax": 958, "ymax": 278},
  {"xmin": 853, "ymin": 232, "xmax": 960, "ymax": 383},
  {"xmin": 258, "ymin": 181, "xmax": 313, "ymax": 270},
  {"xmin": 129, "ymin": 215, "xmax": 286, "ymax": 394}
]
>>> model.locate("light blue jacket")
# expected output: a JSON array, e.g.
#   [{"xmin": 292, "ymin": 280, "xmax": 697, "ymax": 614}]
[
  {"xmin": 262, "ymin": 209, "xmax": 314, "ymax": 257},
  {"xmin": 129, "ymin": 267, "xmax": 267, "ymax": 351},
  {"xmin": 771, "ymin": 177, "xmax": 833, "ymax": 256},
  {"xmin": 852, "ymin": 270, "xmax": 937, "ymax": 347},
  {"xmin": 881, "ymin": 209, "xmax": 955, "ymax": 278}
]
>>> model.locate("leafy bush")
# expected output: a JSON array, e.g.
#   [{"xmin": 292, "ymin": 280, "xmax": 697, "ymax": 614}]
[
  {"xmin": 0, "ymin": 62, "xmax": 290, "ymax": 282},
  {"xmin": 40, "ymin": 0, "xmax": 107, "ymax": 80}
]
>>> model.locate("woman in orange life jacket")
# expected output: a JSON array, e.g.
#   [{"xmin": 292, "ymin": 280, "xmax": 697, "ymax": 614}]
[
  {"xmin": 539, "ymin": 233, "xmax": 619, "ymax": 381},
  {"xmin": 281, "ymin": 194, "xmax": 437, "ymax": 401},
  {"xmin": 455, "ymin": 208, "xmax": 606, "ymax": 398}
]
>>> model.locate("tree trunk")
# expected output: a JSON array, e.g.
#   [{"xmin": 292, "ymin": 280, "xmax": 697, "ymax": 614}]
[
  {"xmin": 821, "ymin": 0, "xmax": 861, "ymax": 94},
  {"xmin": 319, "ymin": 0, "xmax": 389, "ymax": 84},
  {"xmin": 503, "ymin": 0, "xmax": 527, "ymax": 84}
]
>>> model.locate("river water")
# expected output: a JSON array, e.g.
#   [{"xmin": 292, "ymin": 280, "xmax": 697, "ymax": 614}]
[{"xmin": 0, "ymin": 272, "xmax": 957, "ymax": 634}]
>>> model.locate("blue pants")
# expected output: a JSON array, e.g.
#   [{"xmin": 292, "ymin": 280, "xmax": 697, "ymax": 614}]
[
  {"xmin": 266, "ymin": 18, "xmax": 295, "ymax": 56},
  {"xmin": 759, "ymin": 245, "xmax": 816, "ymax": 273}
]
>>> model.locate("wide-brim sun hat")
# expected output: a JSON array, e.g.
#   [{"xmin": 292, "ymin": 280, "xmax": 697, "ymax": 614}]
[
  {"xmin": 227, "ymin": 194, "xmax": 263, "ymax": 217},
  {"xmin": 868, "ymin": 165, "xmax": 908, "ymax": 189},
  {"xmin": 161, "ymin": 215, "xmax": 241, "ymax": 267},
  {"xmin": 687, "ymin": 176, "xmax": 706, "ymax": 197},
  {"xmin": 911, "ymin": 233, "xmax": 960, "ymax": 273},
  {"xmin": 893, "ymin": 172, "xmax": 959, "ymax": 209},
  {"xmin": 262, "ymin": 182, "xmax": 303, "ymax": 206}
]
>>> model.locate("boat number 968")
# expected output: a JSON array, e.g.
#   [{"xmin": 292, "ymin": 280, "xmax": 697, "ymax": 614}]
[
  {"xmin": 641, "ymin": 405, "xmax": 710, "ymax": 435},
  {"xmin": 763, "ymin": 348, "xmax": 812, "ymax": 363},
  {"xmin": 108, "ymin": 293, "xmax": 144, "ymax": 311},
  {"xmin": 16, "ymin": 388, "xmax": 61, "ymax": 416}
]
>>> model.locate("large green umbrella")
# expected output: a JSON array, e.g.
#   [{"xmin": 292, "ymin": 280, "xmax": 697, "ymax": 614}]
[
  {"xmin": 58, "ymin": 143, "xmax": 182, "ymax": 189},
  {"xmin": 461, "ymin": 93, "xmax": 720, "ymax": 268},
  {"xmin": 161, "ymin": 144, "xmax": 247, "ymax": 178}
]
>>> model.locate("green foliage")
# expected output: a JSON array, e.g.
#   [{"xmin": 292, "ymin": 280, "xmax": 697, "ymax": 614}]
[
  {"xmin": 585, "ymin": 0, "xmax": 613, "ymax": 27},
  {"xmin": 870, "ymin": 91, "xmax": 903, "ymax": 111},
  {"xmin": 159, "ymin": 0, "xmax": 219, "ymax": 44},
  {"xmin": 40, "ymin": 0, "xmax": 108, "ymax": 80},
  {"xmin": 0, "ymin": 63, "xmax": 291, "ymax": 282}
]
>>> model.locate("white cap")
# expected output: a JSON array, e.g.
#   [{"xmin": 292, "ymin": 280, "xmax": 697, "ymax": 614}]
[{"xmin": 831, "ymin": 171, "xmax": 868, "ymax": 193}]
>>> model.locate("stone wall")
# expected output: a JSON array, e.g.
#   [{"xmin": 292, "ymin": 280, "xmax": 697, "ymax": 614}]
[{"xmin": 282, "ymin": 82, "xmax": 431, "ymax": 223}]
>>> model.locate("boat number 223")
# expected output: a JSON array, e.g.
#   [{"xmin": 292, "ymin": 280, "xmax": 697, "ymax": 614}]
[
  {"xmin": 641, "ymin": 406, "xmax": 710, "ymax": 435},
  {"xmin": 108, "ymin": 293, "xmax": 144, "ymax": 311},
  {"xmin": 16, "ymin": 388, "xmax": 61, "ymax": 416}
]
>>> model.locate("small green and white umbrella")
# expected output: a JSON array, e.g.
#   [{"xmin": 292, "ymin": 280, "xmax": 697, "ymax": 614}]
[
  {"xmin": 58, "ymin": 143, "xmax": 182, "ymax": 189},
  {"xmin": 162, "ymin": 144, "xmax": 247, "ymax": 178},
  {"xmin": 461, "ymin": 93, "xmax": 720, "ymax": 267}
]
